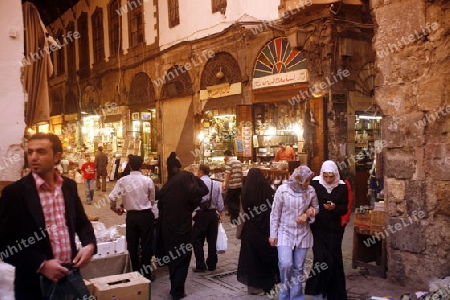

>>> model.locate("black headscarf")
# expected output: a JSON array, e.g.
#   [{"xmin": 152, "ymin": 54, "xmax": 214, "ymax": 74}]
[
  {"xmin": 166, "ymin": 152, "xmax": 182, "ymax": 181},
  {"xmin": 241, "ymin": 168, "xmax": 274, "ymax": 213}
]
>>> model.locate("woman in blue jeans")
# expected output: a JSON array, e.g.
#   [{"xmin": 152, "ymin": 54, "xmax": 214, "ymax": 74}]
[{"xmin": 269, "ymin": 166, "xmax": 319, "ymax": 300}]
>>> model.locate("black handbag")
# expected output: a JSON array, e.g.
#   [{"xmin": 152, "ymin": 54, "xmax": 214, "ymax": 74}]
[
  {"xmin": 199, "ymin": 181, "xmax": 213, "ymax": 210},
  {"xmin": 40, "ymin": 264, "xmax": 90, "ymax": 300}
]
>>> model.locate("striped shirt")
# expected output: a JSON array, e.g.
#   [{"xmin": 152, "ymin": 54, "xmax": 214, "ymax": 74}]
[
  {"xmin": 33, "ymin": 173, "xmax": 72, "ymax": 262},
  {"xmin": 225, "ymin": 158, "xmax": 242, "ymax": 189},
  {"xmin": 270, "ymin": 184, "xmax": 319, "ymax": 249}
]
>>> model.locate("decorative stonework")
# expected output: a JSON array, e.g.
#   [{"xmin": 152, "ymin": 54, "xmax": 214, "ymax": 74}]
[
  {"xmin": 160, "ymin": 65, "xmax": 193, "ymax": 99},
  {"xmin": 128, "ymin": 72, "xmax": 156, "ymax": 105},
  {"xmin": 81, "ymin": 85, "xmax": 99, "ymax": 111},
  {"xmin": 253, "ymin": 37, "xmax": 306, "ymax": 78},
  {"xmin": 200, "ymin": 52, "xmax": 241, "ymax": 89}
]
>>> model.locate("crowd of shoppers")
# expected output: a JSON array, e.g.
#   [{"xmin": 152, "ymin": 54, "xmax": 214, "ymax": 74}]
[{"xmin": 1, "ymin": 136, "xmax": 353, "ymax": 299}]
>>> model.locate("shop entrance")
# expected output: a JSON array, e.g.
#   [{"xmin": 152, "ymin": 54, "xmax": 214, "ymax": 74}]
[{"xmin": 354, "ymin": 112, "xmax": 383, "ymax": 208}]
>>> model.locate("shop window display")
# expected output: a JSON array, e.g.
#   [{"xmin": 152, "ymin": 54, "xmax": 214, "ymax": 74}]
[
  {"xmin": 197, "ymin": 111, "xmax": 237, "ymax": 170},
  {"xmin": 253, "ymin": 102, "xmax": 305, "ymax": 164}
]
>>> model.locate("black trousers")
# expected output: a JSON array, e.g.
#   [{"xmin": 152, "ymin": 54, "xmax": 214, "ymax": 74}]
[
  {"xmin": 125, "ymin": 209, "xmax": 155, "ymax": 278},
  {"xmin": 168, "ymin": 246, "xmax": 192, "ymax": 299},
  {"xmin": 192, "ymin": 209, "xmax": 219, "ymax": 271},
  {"xmin": 224, "ymin": 188, "xmax": 241, "ymax": 223}
]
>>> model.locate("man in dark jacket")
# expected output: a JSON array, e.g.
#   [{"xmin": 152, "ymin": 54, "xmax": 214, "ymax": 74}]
[
  {"xmin": 0, "ymin": 133, "xmax": 97, "ymax": 300},
  {"xmin": 94, "ymin": 145, "xmax": 108, "ymax": 191},
  {"xmin": 157, "ymin": 171, "xmax": 208, "ymax": 300}
]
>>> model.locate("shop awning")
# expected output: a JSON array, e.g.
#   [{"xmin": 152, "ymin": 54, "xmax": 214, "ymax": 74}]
[
  {"xmin": 23, "ymin": 2, "xmax": 53, "ymax": 126},
  {"xmin": 103, "ymin": 115, "xmax": 122, "ymax": 123}
]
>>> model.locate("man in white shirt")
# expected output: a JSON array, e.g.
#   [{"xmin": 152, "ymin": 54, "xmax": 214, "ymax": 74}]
[
  {"xmin": 191, "ymin": 164, "xmax": 224, "ymax": 272},
  {"xmin": 109, "ymin": 155, "xmax": 156, "ymax": 281}
]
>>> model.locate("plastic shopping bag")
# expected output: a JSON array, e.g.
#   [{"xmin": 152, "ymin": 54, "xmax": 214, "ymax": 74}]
[
  {"xmin": 40, "ymin": 267, "xmax": 90, "ymax": 300},
  {"xmin": 216, "ymin": 223, "xmax": 227, "ymax": 254}
]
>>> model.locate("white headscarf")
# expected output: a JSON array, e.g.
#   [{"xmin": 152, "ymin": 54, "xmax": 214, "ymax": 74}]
[{"xmin": 315, "ymin": 160, "xmax": 344, "ymax": 193}]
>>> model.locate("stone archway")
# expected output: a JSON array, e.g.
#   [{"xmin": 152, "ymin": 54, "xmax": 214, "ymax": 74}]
[
  {"xmin": 200, "ymin": 52, "xmax": 242, "ymax": 89},
  {"xmin": 160, "ymin": 65, "xmax": 193, "ymax": 99},
  {"xmin": 128, "ymin": 72, "xmax": 156, "ymax": 105},
  {"xmin": 253, "ymin": 37, "xmax": 307, "ymax": 79}
]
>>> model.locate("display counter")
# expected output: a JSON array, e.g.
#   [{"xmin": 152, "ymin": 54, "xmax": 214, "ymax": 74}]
[{"xmin": 352, "ymin": 211, "xmax": 387, "ymax": 278}]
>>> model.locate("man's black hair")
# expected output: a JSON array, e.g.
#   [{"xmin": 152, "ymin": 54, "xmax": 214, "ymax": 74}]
[
  {"xmin": 198, "ymin": 164, "xmax": 210, "ymax": 176},
  {"xmin": 28, "ymin": 133, "xmax": 63, "ymax": 155},
  {"xmin": 129, "ymin": 155, "xmax": 144, "ymax": 171}
]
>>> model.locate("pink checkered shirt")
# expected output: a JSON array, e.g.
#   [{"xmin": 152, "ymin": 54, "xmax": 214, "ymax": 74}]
[{"xmin": 33, "ymin": 172, "xmax": 72, "ymax": 263}]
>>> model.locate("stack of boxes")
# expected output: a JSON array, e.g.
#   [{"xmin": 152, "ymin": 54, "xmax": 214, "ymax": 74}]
[
  {"xmin": 353, "ymin": 209, "xmax": 385, "ymax": 234},
  {"xmin": 89, "ymin": 222, "xmax": 127, "ymax": 258}
]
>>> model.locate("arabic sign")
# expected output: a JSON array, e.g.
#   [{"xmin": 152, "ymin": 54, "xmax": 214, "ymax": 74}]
[
  {"xmin": 252, "ymin": 69, "xmax": 309, "ymax": 90},
  {"xmin": 200, "ymin": 82, "xmax": 242, "ymax": 100}
]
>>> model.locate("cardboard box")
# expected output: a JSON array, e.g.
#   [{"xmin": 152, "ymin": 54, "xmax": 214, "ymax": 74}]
[
  {"xmin": 90, "ymin": 272, "xmax": 151, "ymax": 300},
  {"xmin": 84, "ymin": 279, "xmax": 95, "ymax": 296},
  {"xmin": 114, "ymin": 236, "xmax": 126, "ymax": 254},
  {"xmin": 93, "ymin": 241, "xmax": 115, "ymax": 258},
  {"xmin": 370, "ymin": 210, "xmax": 385, "ymax": 233},
  {"xmin": 354, "ymin": 212, "xmax": 371, "ymax": 229}
]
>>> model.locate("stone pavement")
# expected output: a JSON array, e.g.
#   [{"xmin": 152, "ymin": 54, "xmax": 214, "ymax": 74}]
[{"xmin": 0, "ymin": 179, "xmax": 416, "ymax": 300}]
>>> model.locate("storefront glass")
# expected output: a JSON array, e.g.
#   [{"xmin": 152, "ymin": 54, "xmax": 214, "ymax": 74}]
[
  {"xmin": 198, "ymin": 111, "xmax": 236, "ymax": 166},
  {"xmin": 253, "ymin": 102, "xmax": 305, "ymax": 163},
  {"xmin": 128, "ymin": 109, "xmax": 160, "ymax": 182}
]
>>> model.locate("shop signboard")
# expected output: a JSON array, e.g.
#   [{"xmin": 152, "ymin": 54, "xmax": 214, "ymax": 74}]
[
  {"xmin": 252, "ymin": 69, "xmax": 308, "ymax": 90},
  {"xmin": 200, "ymin": 82, "xmax": 242, "ymax": 100},
  {"xmin": 242, "ymin": 127, "xmax": 252, "ymax": 157}
]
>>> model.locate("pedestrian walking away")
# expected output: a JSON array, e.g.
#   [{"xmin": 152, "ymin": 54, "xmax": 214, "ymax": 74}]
[
  {"xmin": 192, "ymin": 164, "xmax": 224, "ymax": 273},
  {"xmin": 109, "ymin": 155, "xmax": 156, "ymax": 281},
  {"xmin": 94, "ymin": 145, "xmax": 108, "ymax": 192},
  {"xmin": 166, "ymin": 151, "xmax": 182, "ymax": 181},
  {"xmin": 222, "ymin": 149, "xmax": 242, "ymax": 224},
  {"xmin": 157, "ymin": 171, "xmax": 208, "ymax": 300},
  {"xmin": 237, "ymin": 168, "xmax": 280, "ymax": 295}
]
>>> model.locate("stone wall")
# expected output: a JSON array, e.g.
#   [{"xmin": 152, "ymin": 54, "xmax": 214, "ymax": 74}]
[
  {"xmin": 0, "ymin": 1, "xmax": 26, "ymax": 182},
  {"xmin": 372, "ymin": 0, "xmax": 450, "ymax": 287}
]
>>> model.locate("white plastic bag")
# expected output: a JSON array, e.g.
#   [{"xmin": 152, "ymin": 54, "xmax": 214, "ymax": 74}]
[{"xmin": 216, "ymin": 223, "xmax": 227, "ymax": 254}]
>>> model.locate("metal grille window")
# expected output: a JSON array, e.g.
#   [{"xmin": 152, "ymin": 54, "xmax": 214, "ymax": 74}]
[
  {"xmin": 109, "ymin": 0, "xmax": 121, "ymax": 55},
  {"xmin": 77, "ymin": 12, "xmax": 90, "ymax": 73},
  {"xmin": 168, "ymin": 0, "xmax": 180, "ymax": 28},
  {"xmin": 56, "ymin": 30, "xmax": 65, "ymax": 76},
  {"xmin": 92, "ymin": 8, "xmax": 105, "ymax": 63},
  {"xmin": 129, "ymin": 5, "xmax": 144, "ymax": 47},
  {"xmin": 211, "ymin": 0, "xmax": 227, "ymax": 14}
]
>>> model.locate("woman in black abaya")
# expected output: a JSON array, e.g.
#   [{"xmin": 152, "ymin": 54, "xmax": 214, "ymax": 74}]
[
  {"xmin": 237, "ymin": 168, "xmax": 279, "ymax": 295},
  {"xmin": 157, "ymin": 171, "xmax": 208, "ymax": 300},
  {"xmin": 305, "ymin": 160, "xmax": 348, "ymax": 300}
]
